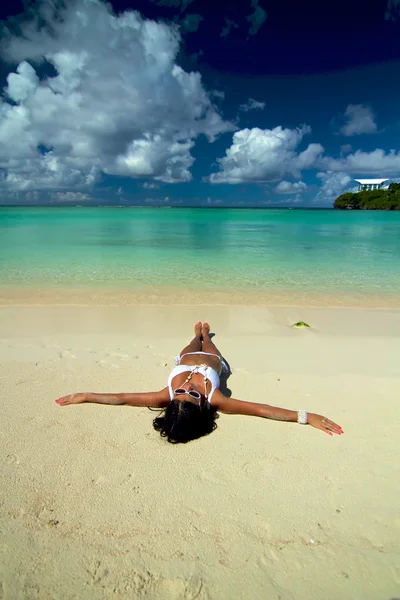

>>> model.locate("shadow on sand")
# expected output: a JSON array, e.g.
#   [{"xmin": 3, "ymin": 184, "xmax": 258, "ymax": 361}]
[{"xmin": 209, "ymin": 331, "xmax": 232, "ymax": 398}]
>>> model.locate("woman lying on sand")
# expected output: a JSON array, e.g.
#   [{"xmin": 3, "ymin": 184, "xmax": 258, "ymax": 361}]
[{"xmin": 55, "ymin": 322, "xmax": 343, "ymax": 443}]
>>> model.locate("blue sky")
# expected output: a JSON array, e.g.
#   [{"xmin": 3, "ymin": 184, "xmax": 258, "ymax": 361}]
[{"xmin": 0, "ymin": 0, "xmax": 400, "ymax": 207}]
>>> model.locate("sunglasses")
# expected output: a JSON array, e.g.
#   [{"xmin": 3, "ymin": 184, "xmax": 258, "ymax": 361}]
[{"xmin": 174, "ymin": 388, "xmax": 202, "ymax": 401}]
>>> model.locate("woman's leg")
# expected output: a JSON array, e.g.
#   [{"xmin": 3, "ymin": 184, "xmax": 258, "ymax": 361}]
[
  {"xmin": 179, "ymin": 322, "xmax": 203, "ymax": 356},
  {"xmin": 201, "ymin": 323, "xmax": 222, "ymax": 357}
]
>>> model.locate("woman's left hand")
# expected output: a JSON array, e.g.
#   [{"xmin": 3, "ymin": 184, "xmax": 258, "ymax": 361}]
[
  {"xmin": 55, "ymin": 393, "xmax": 87, "ymax": 406},
  {"xmin": 307, "ymin": 413, "xmax": 343, "ymax": 436}
]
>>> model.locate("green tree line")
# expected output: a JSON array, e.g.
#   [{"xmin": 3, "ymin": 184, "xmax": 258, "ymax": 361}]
[{"xmin": 334, "ymin": 183, "xmax": 400, "ymax": 210}]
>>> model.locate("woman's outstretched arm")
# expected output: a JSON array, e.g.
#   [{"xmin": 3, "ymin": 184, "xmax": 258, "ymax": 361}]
[
  {"xmin": 212, "ymin": 391, "xmax": 343, "ymax": 436},
  {"xmin": 55, "ymin": 388, "xmax": 170, "ymax": 408}
]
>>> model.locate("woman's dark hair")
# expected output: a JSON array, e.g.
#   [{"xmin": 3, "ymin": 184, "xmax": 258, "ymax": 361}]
[{"xmin": 152, "ymin": 400, "xmax": 218, "ymax": 444}]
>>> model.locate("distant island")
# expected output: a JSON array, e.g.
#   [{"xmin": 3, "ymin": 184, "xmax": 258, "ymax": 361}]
[{"xmin": 334, "ymin": 183, "xmax": 400, "ymax": 210}]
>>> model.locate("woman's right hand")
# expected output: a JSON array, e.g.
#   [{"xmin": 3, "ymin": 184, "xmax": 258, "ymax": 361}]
[
  {"xmin": 55, "ymin": 393, "xmax": 87, "ymax": 406},
  {"xmin": 307, "ymin": 413, "xmax": 343, "ymax": 436}
]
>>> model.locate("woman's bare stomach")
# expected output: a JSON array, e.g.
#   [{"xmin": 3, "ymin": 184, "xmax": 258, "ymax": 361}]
[{"xmin": 179, "ymin": 353, "xmax": 221, "ymax": 373}]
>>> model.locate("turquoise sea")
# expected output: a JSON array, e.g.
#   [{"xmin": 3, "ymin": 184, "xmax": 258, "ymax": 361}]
[{"xmin": 1, "ymin": 207, "xmax": 400, "ymax": 300}]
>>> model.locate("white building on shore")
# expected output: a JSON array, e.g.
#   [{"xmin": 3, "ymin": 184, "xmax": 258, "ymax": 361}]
[{"xmin": 354, "ymin": 178, "xmax": 389, "ymax": 191}]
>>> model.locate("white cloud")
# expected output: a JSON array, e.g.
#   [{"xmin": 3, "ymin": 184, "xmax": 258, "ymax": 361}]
[
  {"xmin": 264, "ymin": 194, "xmax": 303, "ymax": 206},
  {"xmin": 25, "ymin": 191, "xmax": 41, "ymax": 203},
  {"xmin": 320, "ymin": 148, "xmax": 400, "ymax": 175},
  {"xmin": 112, "ymin": 136, "xmax": 196, "ymax": 183},
  {"xmin": 209, "ymin": 125, "xmax": 324, "ymax": 184},
  {"xmin": 247, "ymin": 0, "xmax": 267, "ymax": 36},
  {"xmin": 315, "ymin": 172, "xmax": 355, "ymax": 202},
  {"xmin": 142, "ymin": 181, "xmax": 160, "ymax": 189},
  {"xmin": 143, "ymin": 195, "xmax": 172, "ymax": 205},
  {"xmin": 275, "ymin": 180, "xmax": 307, "ymax": 194},
  {"xmin": 0, "ymin": 0, "xmax": 234, "ymax": 192},
  {"xmin": 339, "ymin": 104, "xmax": 377, "ymax": 136},
  {"xmin": 0, "ymin": 189, "xmax": 43, "ymax": 205},
  {"xmin": 51, "ymin": 191, "xmax": 93, "ymax": 202},
  {"xmin": 211, "ymin": 90, "xmax": 225, "ymax": 99},
  {"xmin": 239, "ymin": 98, "xmax": 265, "ymax": 112}
]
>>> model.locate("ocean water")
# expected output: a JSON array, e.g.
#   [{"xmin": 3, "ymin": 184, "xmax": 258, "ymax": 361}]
[{"xmin": 1, "ymin": 207, "xmax": 400, "ymax": 298}]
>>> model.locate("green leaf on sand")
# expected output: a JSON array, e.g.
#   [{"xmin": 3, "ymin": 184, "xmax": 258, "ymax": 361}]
[{"xmin": 292, "ymin": 321, "xmax": 310, "ymax": 328}]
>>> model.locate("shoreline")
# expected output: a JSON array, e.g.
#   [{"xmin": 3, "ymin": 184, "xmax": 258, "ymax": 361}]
[
  {"xmin": 1, "ymin": 305, "xmax": 399, "ymax": 375},
  {"xmin": 1, "ymin": 285, "xmax": 400, "ymax": 308}
]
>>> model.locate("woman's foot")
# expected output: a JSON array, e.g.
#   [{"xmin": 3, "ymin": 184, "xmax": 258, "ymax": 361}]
[
  {"xmin": 202, "ymin": 323, "xmax": 211, "ymax": 339},
  {"xmin": 194, "ymin": 322, "xmax": 202, "ymax": 339}
]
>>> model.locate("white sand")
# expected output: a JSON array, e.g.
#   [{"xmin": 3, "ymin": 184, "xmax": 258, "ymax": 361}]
[{"xmin": 1, "ymin": 304, "xmax": 400, "ymax": 600}]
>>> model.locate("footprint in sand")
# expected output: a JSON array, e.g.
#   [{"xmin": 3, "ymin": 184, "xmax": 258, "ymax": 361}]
[
  {"xmin": 91, "ymin": 473, "xmax": 135, "ymax": 486},
  {"xmin": 6, "ymin": 454, "xmax": 19, "ymax": 465},
  {"xmin": 85, "ymin": 562, "xmax": 207, "ymax": 600},
  {"xmin": 107, "ymin": 352, "xmax": 129, "ymax": 361},
  {"xmin": 145, "ymin": 575, "xmax": 206, "ymax": 599},
  {"xmin": 198, "ymin": 469, "xmax": 234, "ymax": 485},
  {"xmin": 96, "ymin": 360, "xmax": 120, "ymax": 370},
  {"xmin": 59, "ymin": 350, "xmax": 76, "ymax": 359}
]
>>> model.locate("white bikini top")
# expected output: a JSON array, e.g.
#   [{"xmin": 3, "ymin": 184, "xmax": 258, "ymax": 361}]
[
  {"xmin": 168, "ymin": 359, "xmax": 222, "ymax": 405},
  {"xmin": 168, "ymin": 351, "xmax": 228, "ymax": 404}
]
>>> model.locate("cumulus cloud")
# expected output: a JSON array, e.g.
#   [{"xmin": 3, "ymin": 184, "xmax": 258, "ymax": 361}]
[
  {"xmin": 0, "ymin": 190, "xmax": 42, "ymax": 205},
  {"xmin": 209, "ymin": 125, "xmax": 324, "ymax": 184},
  {"xmin": 239, "ymin": 98, "xmax": 265, "ymax": 112},
  {"xmin": 264, "ymin": 194, "xmax": 303, "ymax": 207},
  {"xmin": 51, "ymin": 191, "xmax": 93, "ymax": 202},
  {"xmin": 0, "ymin": 0, "xmax": 234, "ymax": 192},
  {"xmin": 337, "ymin": 104, "xmax": 378, "ymax": 136},
  {"xmin": 320, "ymin": 148, "xmax": 400, "ymax": 175},
  {"xmin": 247, "ymin": 0, "xmax": 267, "ymax": 36},
  {"xmin": 0, "ymin": 188, "xmax": 95, "ymax": 205},
  {"xmin": 275, "ymin": 180, "xmax": 307, "ymax": 194},
  {"xmin": 315, "ymin": 172, "xmax": 355, "ymax": 203},
  {"xmin": 25, "ymin": 191, "xmax": 41, "ymax": 203},
  {"xmin": 142, "ymin": 181, "xmax": 160, "ymax": 189}
]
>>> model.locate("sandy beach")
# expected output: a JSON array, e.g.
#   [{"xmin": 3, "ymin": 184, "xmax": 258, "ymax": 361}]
[{"xmin": 1, "ymin": 301, "xmax": 399, "ymax": 599}]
